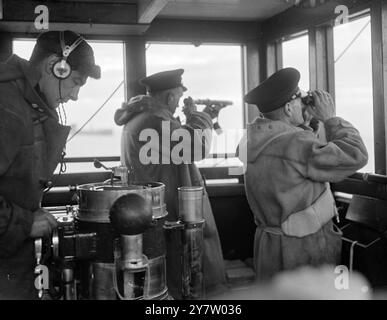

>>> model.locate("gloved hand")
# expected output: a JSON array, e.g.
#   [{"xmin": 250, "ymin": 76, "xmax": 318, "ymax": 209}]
[
  {"xmin": 30, "ymin": 208, "xmax": 58, "ymax": 238},
  {"xmin": 182, "ymin": 96, "xmax": 197, "ymax": 118},
  {"xmin": 203, "ymin": 105, "xmax": 221, "ymax": 120}
]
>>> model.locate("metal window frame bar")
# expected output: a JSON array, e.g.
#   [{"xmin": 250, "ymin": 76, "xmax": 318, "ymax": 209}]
[{"xmin": 62, "ymin": 153, "xmax": 238, "ymax": 164}]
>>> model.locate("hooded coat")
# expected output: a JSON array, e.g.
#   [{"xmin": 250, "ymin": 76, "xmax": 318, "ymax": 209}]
[
  {"xmin": 238, "ymin": 116, "xmax": 368, "ymax": 281},
  {"xmin": 114, "ymin": 95, "xmax": 226, "ymax": 298},
  {"xmin": 0, "ymin": 55, "xmax": 70, "ymax": 299}
]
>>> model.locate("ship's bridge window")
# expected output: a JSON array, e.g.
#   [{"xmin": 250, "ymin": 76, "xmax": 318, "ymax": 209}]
[
  {"xmin": 282, "ymin": 32, "xmax": 310, "ymax": 91},
  {"xmin": 146, "ymin": 43, "xmax": 244, "ymax": 170},
  {"xmin": 13, "ymin": 39, "xmax": 125, "ymax": 172},
  {"xmin": 333, "ymin": 14, "xmax": 373, "ymax": 172}
]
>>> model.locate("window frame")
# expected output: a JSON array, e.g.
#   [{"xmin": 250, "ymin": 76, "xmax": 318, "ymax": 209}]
[
  {"xmin": 10, "ymin": 36, "xmax": 248, "ymax": 171},
  {"xmin": 264, "ymin": 7, "xmax": 381, "ymax": 174},
  {"xmin": 144, "ymin": 40, "xmax": 246, "ymax": 161}
]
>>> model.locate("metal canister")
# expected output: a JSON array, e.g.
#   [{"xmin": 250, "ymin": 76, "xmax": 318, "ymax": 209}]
[
  {"xmin": 183, "ymin": 221, "xmax": 205, "ymax": 299},
  {"xmin": 133, "ymin": 182, "xmax": 166, "ymax": 219},
  {"xmin": 142, "ymin": 209, "xmax": 168, "ymax": 299},
  {"xmin": 178, "ymin": 186, "xmax": 204, "ymax": 223},
  {"xmin": 178, "ymin": 186, "xmax": 205, "ymax": 299},
  {"xmin": 76, "ymin": 181, "xmax": 168, "ymax": 300}
]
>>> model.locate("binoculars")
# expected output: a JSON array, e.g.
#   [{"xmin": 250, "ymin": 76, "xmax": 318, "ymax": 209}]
[{"xmin": 301, "ymin": 92, "xmax": 315, "ymax": 107}]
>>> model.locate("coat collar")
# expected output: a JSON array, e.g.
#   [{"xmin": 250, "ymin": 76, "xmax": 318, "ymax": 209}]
[{"xmin": 7, "ymin": 55, "xmax": 59, "ymax": 121}]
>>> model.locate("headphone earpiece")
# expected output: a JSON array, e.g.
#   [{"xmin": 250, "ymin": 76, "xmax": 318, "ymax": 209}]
[
  {"xmin": 52, "ymin": 31, "xmax": 84, "ymax": 80},
  {"xmin": 52, "ymin": 58, "xmax": 72, "ymax": 79}
]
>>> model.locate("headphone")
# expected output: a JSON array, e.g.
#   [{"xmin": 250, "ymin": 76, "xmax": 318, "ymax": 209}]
[{"xmin": 52, "ymin": 31, "xmax": 85, "ymax": 80}]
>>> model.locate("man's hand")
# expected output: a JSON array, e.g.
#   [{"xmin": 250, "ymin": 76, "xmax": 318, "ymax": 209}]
[
  {"xmin": 203, "ymin": 105, "xmax": 221, "ymax": 120},
  {"xmin": 30, "ymin": 208, "xmax": 58, "ymax": 238},
  {"xmin": 307, "ymin": 90, "xmax": 335, "ymax": 122},
  {"xmin": 182, "ymin": 97, "xmax": 197, "ymax": 118}
]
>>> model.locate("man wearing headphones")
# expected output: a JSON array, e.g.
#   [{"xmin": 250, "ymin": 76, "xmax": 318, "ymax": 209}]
[{"xmin": 0, "ymin": 30, "xmax": 100, "ymax": 299}]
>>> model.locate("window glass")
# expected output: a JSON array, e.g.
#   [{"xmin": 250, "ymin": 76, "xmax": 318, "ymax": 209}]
[
  {"xmin": 334, "ymin": 15, "xmax": 373, "ymax": 172},
  {"xmin": 146, "ymin": 43, "xmax": 244, "ymax": 167},
  {"xmin": 13, "ymin": 39, "xmax": 124, "ymax": 172},
  {"xmin": 282, "ymin": 33, "xmax": 310, "ymax": 91}
]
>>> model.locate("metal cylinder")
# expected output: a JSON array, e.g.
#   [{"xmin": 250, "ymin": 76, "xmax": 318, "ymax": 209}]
[
  {"xmin": 76, "ymin": 181, "xmax": 168, "ymax": 300},
  {"xmin": 142, "ymin": 213, "xmax": 168, "ymax": 299},
  {"xmin": 183, "ymin": 221, "xmax": 205, "ymax": 300},
  {"xmin": 178, "ymin": 186, "xmax": 204, "ymax": 223},
  {"xmin": 77, "ymin": 182, "xmax": 165, "ymax": 222},
  {"xmin": 62, "ymin": 268, "xmax": 76, "ymax": 300},
  {"xmin": 164, "ymin": 221, "xmax": 185, "ymax": 299},
  {"xmin": 77, "ymin": 183, "xmax": 151, "ymax": 223},
  {"xmin": 121, "ymin": 234, "xmax": 143, "ymax": 268},
  {"xmin": 91, "ymin": 263, "xmax": 116, "ymax": 300},
  {"xmin": 133, "ymin": 182, "xmax": 166, "ymax": 219},
  {"xmin": 178, "ymin": 186, "xmax": 205, "ymax": 299}
]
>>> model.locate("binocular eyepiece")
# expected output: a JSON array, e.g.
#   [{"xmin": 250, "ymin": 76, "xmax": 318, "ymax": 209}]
[{"xmin": 301, "ymin": 92, "xmax": 315, "ymax": 107}]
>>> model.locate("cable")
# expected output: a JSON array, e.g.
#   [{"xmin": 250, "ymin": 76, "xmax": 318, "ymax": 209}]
[
  {"xmin": 334, "ymin": 19, "xmax": 371, "ymax": 64},
  {"xmin": 61, "ymin": 104, "xmax": 67, "ymax": 125},
  {"xmin": 58, "ymin": 80, "xmax": 64, "ymax": 125},
  {"xmin": 58, "ymin": 104, "xmax": 63, "ymax": 125},
  {"xmin": 67, "ymin": 80, "xmax": 124, "ymax": 143}
]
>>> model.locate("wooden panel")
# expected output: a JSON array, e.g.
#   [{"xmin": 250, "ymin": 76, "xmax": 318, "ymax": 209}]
[
  {"xmin": 332, "ymin": 178, "xmax": 387, "ymax": 200},
  {"xmin": 275, "ymin": 41, "xmax": 283, "ymax": 70},
  {"xmin": 371, "ymin": 0, "xmax": 387, "ymax": 174},
  {"xmin": 0, "ymin": 32, "xmax": 11, "ymax": 61},
  {"xmin": 138, "ymin": 0, "xmax": 169, "ymax": 24},
  {"xmin": 124, "ymin": 36, "xmax": 147, "ymax": 100},
  {"xmin": 308, "ymin": 26, "xmax": 335, "ymax": 99},
  {"xmin": 345, "ymin": 195, "xmax": 387, "ymax": 232},
  {"xmin": 200, "ymin": 166, "xmax": 242, "ymax": 181},
  {"xmin": 244, "ymin": 39, "xmax": 262, "ymax": 123},
  {"xmin": 266, "ymin": 40, "xmax": 282, "ymax": 80},
  {"xmin": 2, "ymin": 0, "xmax": 137, "ymax": 24},
  {"xmin": 206, "ymin": 184, "xmax": 245, "ymax": 197},
  {"xmin": 326, "ymin": 26, "xmax": 336, "ymax": 100},
  {"xmin": 266, "ymin": 42, "xmax": 277, "ymax": 77},
  {"xmin": 158, "ymin": 0, "xmax": 292, "ymax": 21},
  {"xmin": 209, "ymin": 194, "xmax": 255, "ymax": 260},
  {"xmin": 145, "ymin": 19, "xmax": 260, "ymax": 44},
  {"xmin": 309, "ymin": 26, "xmax": 317, "ymax": 90},
  {"xmin": 0, "ymin": 21, "xmax": 148, "ymax": 36},
  {"xmin": 262, "ymin": 0, "xmax": 372, "ymax": 41}
]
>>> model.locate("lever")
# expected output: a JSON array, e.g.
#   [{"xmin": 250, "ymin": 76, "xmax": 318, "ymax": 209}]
[{"xmin": 93, "ymin": 158, "xmax": 111, "ymax": 171}]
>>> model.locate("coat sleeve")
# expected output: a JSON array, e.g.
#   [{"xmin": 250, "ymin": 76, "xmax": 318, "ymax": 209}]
[
  {"xmin": 290, "ymin": 117, "xmax": 368, "ymax": 183},
  {"xmin": 0, "ymin": 106, "xmax": 34, "ymax": 258}
]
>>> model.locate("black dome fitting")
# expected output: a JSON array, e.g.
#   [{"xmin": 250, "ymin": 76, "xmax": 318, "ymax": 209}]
[{"xmin": 109, "ymin": 193, "xmax": 153, "ymax": 235}]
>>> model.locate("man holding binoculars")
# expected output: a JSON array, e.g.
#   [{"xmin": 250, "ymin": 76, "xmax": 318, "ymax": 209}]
[{"xmin": 239, "ymin": 67, "xmax": 368, "ymax": 280}]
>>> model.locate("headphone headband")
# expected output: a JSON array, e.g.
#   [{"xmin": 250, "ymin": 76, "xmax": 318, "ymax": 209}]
[
  {"xmin": 53, "ymin": 31, "xmax": 85, "ymax": 79},
  {"xmin": 60, "ymin": 31, "xmax": 84, "ymax": 58}
]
